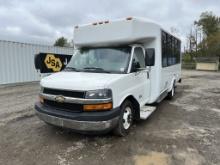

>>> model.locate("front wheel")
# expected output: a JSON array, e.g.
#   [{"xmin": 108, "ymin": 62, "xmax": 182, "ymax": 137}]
[{"xmin": 114, "ymin": 100, "xmax": 134, "ymax": 136}]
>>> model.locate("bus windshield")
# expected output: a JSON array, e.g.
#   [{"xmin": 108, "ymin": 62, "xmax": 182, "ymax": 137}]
[{"xmin": 65, "ymin": 47, "xmax": 131, "ymax": 73}]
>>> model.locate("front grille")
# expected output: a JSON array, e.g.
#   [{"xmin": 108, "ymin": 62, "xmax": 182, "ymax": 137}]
[
  {"xmin": 43, "ymin": 88, "xmax": 85, "ymax": 98},
  {"xmin": 44, "ymin": 100, "xmax": 83, "ymax": 112}
]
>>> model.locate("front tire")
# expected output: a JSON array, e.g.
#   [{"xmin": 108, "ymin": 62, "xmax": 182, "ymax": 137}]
[{"xmin": 114, "ymin": 100, "xmax": 134, "ymax": 136}]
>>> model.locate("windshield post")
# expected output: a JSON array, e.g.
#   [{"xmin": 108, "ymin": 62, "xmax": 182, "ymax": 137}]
[{"xmin": 127, "ymin": 45, "xmax": 145, "ymax": 73}]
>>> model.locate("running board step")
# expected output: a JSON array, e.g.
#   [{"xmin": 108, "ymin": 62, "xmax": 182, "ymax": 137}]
[{"xmin": 140, "ymin": 106, "xmax": 156, "ymax": 120}]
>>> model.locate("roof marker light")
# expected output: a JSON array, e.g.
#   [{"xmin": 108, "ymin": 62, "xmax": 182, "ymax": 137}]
[{"xmin": 126, "ymin": 17, "xmax": 133, "ymax": 20}]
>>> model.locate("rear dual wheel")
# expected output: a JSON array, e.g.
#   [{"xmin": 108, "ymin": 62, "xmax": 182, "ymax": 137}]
[{"xmin": 167, "ymin": 83, "xmax": 175, "ymax": 100}]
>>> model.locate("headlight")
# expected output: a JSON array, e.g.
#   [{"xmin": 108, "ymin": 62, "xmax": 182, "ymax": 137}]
[{"xmin": 85, "ymin": 89, "xmax": 112, "ymax": 99}]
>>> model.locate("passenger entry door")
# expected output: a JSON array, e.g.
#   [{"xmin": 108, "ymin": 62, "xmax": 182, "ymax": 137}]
[{"xmin": 130, "ymin": 46, "xmax": 150, "ymax": 105}]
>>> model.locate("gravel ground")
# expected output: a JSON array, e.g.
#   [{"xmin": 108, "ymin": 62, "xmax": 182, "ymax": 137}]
[{"xmin": 0, "ymin": 70, "xmax": 219, "ymax": 165}]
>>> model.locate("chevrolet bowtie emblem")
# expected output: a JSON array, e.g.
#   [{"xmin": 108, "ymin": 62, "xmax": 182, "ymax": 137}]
[{"xmin": 55, "ymin": 95, "xmax": 65, "ymax": 103}]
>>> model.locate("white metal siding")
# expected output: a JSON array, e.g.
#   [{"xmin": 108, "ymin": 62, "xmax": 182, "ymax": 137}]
[{"xmin": 0, "ymin": 40, "xmax": 74, "ymax": 85}]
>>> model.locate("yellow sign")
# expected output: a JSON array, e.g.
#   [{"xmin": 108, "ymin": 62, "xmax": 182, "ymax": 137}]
[{"xmin": 44, "ymin": 54, "xmax": 62, "ymax": 72}]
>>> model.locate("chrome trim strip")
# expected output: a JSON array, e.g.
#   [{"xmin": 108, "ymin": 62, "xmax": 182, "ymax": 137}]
[
  {"xmin": 36, "ymin": 110, "xmax": 119, "ymax": 131},
  {"xmin": 40, "ymin": 93, "xmax": 112, "ymax": 104},
  {"xmin": 43, "ymin": 87, "xmax": 86, "ymax": 93}
]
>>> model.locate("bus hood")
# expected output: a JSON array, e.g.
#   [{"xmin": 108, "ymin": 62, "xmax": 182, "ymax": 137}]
[{"xmin": 40, "ymin": 72, "xmax": 125, "ymax": 91}]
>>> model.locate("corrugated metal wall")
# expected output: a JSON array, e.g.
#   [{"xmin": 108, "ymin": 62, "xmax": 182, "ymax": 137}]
[{"xmin": 0, "ymin": 40, "xmax": 74, "ymax": 85}]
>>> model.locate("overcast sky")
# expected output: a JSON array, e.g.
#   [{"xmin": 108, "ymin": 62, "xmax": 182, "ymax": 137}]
[{"xmin": 0, "ymin": 0, "xmax": 219, "ymax": 47}]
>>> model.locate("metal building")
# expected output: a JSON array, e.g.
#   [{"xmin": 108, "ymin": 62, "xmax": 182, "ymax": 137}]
[{"xmin": 0, "ymin": 40, "xmax": 74, "ymax": 85}]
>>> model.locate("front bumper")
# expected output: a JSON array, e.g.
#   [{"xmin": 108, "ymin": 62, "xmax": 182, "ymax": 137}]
[{"xmin": 35, "ymin": 102, "xmax": 120, "ymax": 132}]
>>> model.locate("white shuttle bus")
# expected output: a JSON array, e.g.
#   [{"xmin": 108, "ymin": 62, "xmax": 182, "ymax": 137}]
[{"xmin": 35, "ymin": 17, "xmax": 181, "ymax": 136}]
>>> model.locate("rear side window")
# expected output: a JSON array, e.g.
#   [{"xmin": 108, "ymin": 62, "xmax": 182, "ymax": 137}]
[
  {"xmin": 161, "ymin": 31, "xmax": 181, "ymax": 67},
  {"xmin": 162, "ymin": 32, "xmax": 167, "ymax": 67}
]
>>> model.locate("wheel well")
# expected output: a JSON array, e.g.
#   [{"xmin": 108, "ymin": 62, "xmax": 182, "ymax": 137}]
[{"xmin": 122, "ymin": 95, "xmax": 140, "ymax": 120}]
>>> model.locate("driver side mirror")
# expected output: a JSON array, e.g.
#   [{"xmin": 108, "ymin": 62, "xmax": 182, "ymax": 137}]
[{"xmin": 145, "ymin": 48, "xmax": 155, "ymax": 66}]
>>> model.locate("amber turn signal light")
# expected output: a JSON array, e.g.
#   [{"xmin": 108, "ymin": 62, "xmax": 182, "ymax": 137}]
[
  {"xmin": 39, "ymin": 95, "xmax": 44, "ymax": 103},
  {"xmin": 83, "ymin": 103, "xmax": 112, "ymax": 111}
]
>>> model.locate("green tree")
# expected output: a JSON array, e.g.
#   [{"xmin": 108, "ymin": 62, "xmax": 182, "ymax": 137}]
[
  {"xmin": 206, "ymin": 32, "xmax": 220, "ymax": 57},
  {"xmin": 195, "ymin": 11, "xmax": 220, "ymax": 37},
  {"xmin": 193, "ymin": 11, "xmax": 220, "ymax": 57},
  {"xmin": 54, "ymin": 37, "xmax": 69, "ymax": 47}
]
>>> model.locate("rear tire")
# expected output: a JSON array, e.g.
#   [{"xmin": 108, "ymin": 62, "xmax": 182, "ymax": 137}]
[
  {"xmin": 114, "ymin": 100, "xmax": 134, "ymax": 136},
  {"xmin": 167, "ymin": 83, "xmax": 175, "ymax": 100}
]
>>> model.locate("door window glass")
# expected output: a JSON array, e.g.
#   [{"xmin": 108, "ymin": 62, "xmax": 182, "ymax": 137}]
[{"xmin": 133, "ymin": 47, "xmax": 145, "ymax": 68}]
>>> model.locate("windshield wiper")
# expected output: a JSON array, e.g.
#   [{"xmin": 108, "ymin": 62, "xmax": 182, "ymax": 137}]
[{"xmin": 83, "ymin": 67, "xmax": 110, "ymax": 73}]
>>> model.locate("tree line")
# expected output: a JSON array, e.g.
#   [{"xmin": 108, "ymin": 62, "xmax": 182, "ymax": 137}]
[{"xmin": 184, "ymin": 11, "xmax": 220, "ymax": 62}]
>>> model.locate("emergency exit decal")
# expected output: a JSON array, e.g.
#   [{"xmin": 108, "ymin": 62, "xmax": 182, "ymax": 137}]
[{"xmin": 34, "ymin": 52, "xmax": 72, "ymax": 73}]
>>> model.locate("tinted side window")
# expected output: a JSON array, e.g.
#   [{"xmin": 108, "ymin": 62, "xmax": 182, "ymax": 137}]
[
  {"xmin": 162, "ymin": 32, "xmax": 167, "ymax": 67},
  {"xmin": 162, "ymin": 31, "xmax": 181, "ymax": 67},
  {"xmin": 177, "ymin": 40, "xmax": 181, "ymax": 63},
  {"xmin": 167, "ymin": 35, "xmax": 173, "ymax": 66}
]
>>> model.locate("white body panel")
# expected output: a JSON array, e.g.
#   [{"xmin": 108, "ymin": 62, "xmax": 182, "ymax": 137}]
[
  {"xmin": 74, "ymin": 18, "xmax": 159, "ymax": 48},
  {"xmin": 41, "ymin": 17, "xmax": 181, "ymax": 111},
  {"xmin": 160, "ymin": 64, "xmax": 181, "ymax": 93},
  {"xmin": 41, "ymin": 71, "xmax": 150, "ymax": 109}
]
